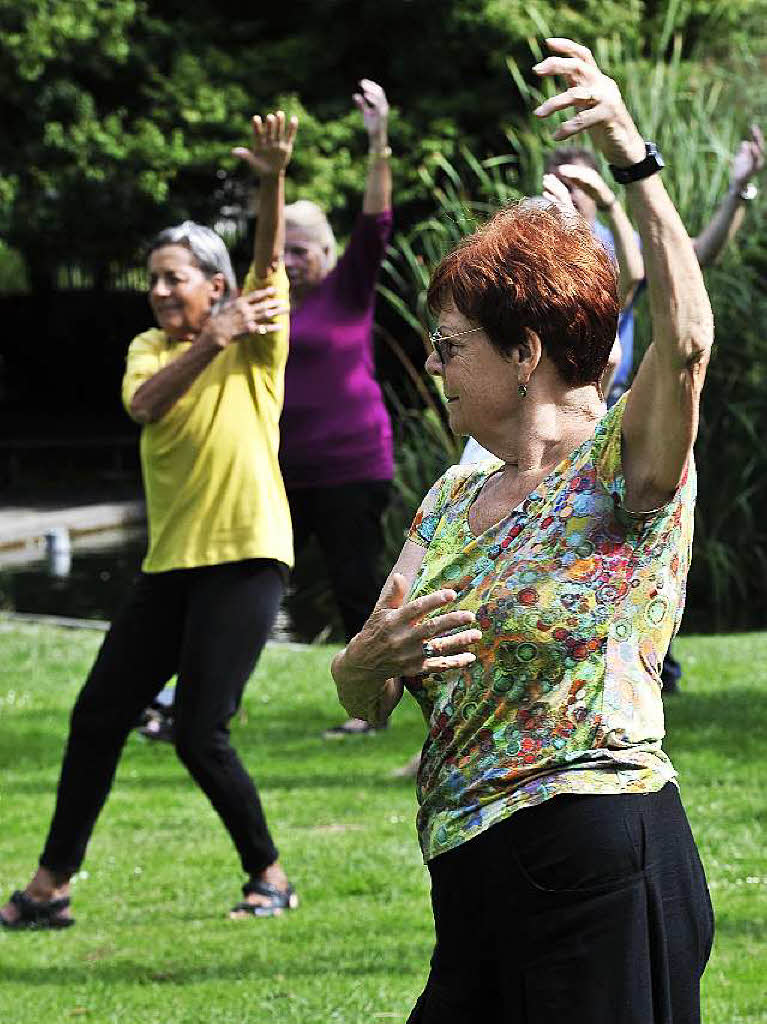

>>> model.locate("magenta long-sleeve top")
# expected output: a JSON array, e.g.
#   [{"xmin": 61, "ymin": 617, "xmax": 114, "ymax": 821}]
[{"xmin": 279, "ymin": 210, "xmax": 394, "ymax": 488}]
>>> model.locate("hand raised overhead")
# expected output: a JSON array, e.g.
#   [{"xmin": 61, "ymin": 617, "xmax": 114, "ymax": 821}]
[
  {"xmin": 555, "ymin": 163, "xmax": 616, "ymax": 210},
  {"xmin": 353, "ymin": 79, "xmax": 389, "ymax": 145},
  {"xmin": 232, "ymin": 110, "xmax": 298, "ymax": 178},
  {"xmin": 731, "ymin": 124, "xmax": 764, "ymax": 188},
  {"xmin": 533, "ymin": 38, "xmax": 645, "ymax": 168}
]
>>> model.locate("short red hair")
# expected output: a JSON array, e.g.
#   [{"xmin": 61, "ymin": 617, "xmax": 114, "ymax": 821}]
[{"xmin": 427, "ymin": 201, "xmax": 619, "ymax": 386}]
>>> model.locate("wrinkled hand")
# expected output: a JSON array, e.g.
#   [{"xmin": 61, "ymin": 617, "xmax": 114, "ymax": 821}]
[
  {"xmin": 541, "ymin": 172, "xmax": 578, "ymax": 215},
  {"xmin": 731, "ymin": 124, "xmax": 764, "ymax": 188},
  {"xmin": 533, "ymin": 38, "xmax": 645, "ymax": 168},
  {"xmin": 556, "ymin": 163, "xmax": 616, "ymax": 210},
  {"xmin": 344, "ymin": 573, "xmax": 482, "ymax": 680},
  {"xmin": 353, "ymin": 79, "xmax": 389, "ymax": 145},
  {"xmin": 232, "ymin": 110, "xmax": 298, "ymax": 178},
  {"xmin": 203, "ymin": 287, "xmax": 288, "ymax": 349}
]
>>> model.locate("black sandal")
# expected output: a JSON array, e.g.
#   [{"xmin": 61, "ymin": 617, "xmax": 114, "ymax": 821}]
[
  {"xmin": 0, "ymin": 890, "xmax": 75, "ymax": 930},
  {"xmin": 230, "ymin": 878, "xmax": 298, "ymax": 918}
]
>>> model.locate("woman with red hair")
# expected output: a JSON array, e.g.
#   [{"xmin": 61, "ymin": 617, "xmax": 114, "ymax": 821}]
[{"xmin": 332, "ymin": 39, "xmax": 714, "ymax": 1022}]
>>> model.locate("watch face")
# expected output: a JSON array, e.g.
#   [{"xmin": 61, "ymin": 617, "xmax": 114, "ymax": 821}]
[{"xmin": 740, "ymin": 183, "xmax": 758, "ymax": 201}]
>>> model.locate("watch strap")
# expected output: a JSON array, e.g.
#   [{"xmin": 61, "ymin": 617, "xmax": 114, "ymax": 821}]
[{"xmin": 610, "ymin": 142, "xmax": 664, "ymax": 185}]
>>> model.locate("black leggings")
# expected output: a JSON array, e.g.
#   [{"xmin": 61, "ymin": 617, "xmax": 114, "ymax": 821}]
[
  {"xmin": 409, "ymin": 784, "xmax": 714, "ymax": 1024},
  {"xmin": 40, "ymin": 559, "xmax": 285, "ymax": 878},
  {"xmin": 288, "ymin": 481, "xmax": 390, "ymax": 641}
]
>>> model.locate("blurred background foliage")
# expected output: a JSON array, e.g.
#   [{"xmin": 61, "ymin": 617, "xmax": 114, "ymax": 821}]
[{"xmin": 0, "ymin": 0, "xmax": 765, "ymax": 629}]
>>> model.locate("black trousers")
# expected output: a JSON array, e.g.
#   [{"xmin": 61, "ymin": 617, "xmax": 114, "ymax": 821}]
[
  {"xmin": 40, "ymin": 559, "xmax": 285, "ymax": 878},
  {"xmin": 287, "ymin": 480, "xmax": 390, "ymax": 641},
  {"xmin": 408, "ymin": 784, "xmax": 714, "ymax": 1024}
]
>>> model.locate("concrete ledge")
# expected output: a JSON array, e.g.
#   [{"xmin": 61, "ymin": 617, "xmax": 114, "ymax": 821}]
[{"xmin": 0, "ymin": 501, "xmax": 146, "ymax": 551}]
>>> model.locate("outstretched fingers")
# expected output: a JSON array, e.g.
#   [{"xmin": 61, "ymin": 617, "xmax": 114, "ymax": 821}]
[
  {"xmin": 552, "ymin": 104, "xmax": 611, "ymax": 142},
  {"xmin": 400, "ymin": 588, "xmax": 460, "ymax": 624},
  {"xmin": 544, "ymin": 37, "xmax": 598, "ymax": 66},
  {"xmin": 534, "ymin": 85, "xmax": 599, "ymax": 118}
]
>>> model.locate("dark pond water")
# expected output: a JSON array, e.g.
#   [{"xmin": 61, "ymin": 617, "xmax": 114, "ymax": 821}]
[{"xmin": 0, "ymin": 529, "xmax": 332, "ymax": 644}]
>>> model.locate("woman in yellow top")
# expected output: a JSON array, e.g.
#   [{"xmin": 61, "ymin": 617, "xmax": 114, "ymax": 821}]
[{"xmin": 1, "ymin": 111, "xmax": 299, "ymax": 928}]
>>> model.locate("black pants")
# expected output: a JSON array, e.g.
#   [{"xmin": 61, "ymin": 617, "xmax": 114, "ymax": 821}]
[
  {"xmin": 40, "ymin": 559, "xmax": 285, "ymax": 878},
  {"xmin": 408, "ymin": 784, "xmax": 714, "ymax": 1024},
  {"xmin": 288, "ymin": 480, "xmax": 390, "ymax": 641}
]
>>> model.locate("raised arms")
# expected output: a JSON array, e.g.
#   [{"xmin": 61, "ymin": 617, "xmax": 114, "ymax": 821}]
[
  {"xmin": 355, "ymin": 79, "xmax": 392, "ymax": 215},
  {"xmin": 233, "ymin": 110, "xmax": 298, "ymax": 277},
  {"xmin": 534, "ymin": 38, "xmax": 714, "ymax": 513},
  {"xmin": 693, "ymin": 125, "xmax": 764, "ymax": 267},
  {"xmin": 129, "ymin": 112, "xmax": 296, "ymax": 425}
]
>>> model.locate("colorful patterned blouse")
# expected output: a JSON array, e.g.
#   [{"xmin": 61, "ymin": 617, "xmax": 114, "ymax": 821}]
[{"xmin": 405, "ymin": 396, "xmax": 694, "ymax": 862}]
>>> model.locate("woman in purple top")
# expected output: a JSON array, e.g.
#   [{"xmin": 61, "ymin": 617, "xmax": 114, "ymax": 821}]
[{"xmin": 282, "ymin": 80, "xmax": 393, "ymax": 735}]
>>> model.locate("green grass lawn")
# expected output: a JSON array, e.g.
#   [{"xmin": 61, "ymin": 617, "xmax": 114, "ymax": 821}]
[{"xmin": 1, "ymin": 620, "xmax": 765, "ymax": 1023}]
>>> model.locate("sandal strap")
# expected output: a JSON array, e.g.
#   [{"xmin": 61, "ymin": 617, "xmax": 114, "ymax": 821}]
[
  {"xmin": 242, "ymin": 879, "xmax": 292, "ymax": 901},
  {"xmin": 10, "ymin": 889, "xmax": 71, "ymax": 918}
]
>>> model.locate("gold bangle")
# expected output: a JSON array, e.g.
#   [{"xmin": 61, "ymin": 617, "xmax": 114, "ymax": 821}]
[{"xmin": 368, "ymin": 145, "xmax": 392, "ymax": 160}]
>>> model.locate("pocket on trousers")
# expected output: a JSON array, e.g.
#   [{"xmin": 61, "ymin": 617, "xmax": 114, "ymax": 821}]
[{"xmin": 507, "ymin": 795, "xmax": 642, "ymax": 896}]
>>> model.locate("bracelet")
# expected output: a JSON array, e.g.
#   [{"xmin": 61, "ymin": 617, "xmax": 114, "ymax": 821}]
[
  {"xmin": 368, "ymin": 145, "xmax": 392, "ymax": 160},
  {"xmin": 735, "ymin": 182, "xmax": 758, "ymax": 202}
]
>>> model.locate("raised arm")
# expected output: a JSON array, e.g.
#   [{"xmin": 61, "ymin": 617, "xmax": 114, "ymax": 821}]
[
  {"xmin": 354, "ymin": 79, "xmax": 392, "ymax": 215},
  {"xmin": 556, "ymin": 163, "xmax": 645, "ymax": 307},
  {"xmin": 233, "ymin": 110, "xmax": 298, "ymax": 277},
  {"xmin": 535, "ymin": 38, "xmax": 714, "ymax": 512},
  {"xmin": 693, "ymin": 125, "xmax": 764, "ymax": 267}
]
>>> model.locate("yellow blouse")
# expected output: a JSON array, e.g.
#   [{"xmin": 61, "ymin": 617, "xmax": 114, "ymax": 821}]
[{"xmin": 121, "ymin": 263, "xmax": 293, "ymax": 573}]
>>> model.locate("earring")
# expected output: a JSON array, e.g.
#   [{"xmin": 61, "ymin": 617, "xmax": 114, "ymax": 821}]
[{"xmin": 517, "ymin": 383, "xmax": 528, "ymax": 398}]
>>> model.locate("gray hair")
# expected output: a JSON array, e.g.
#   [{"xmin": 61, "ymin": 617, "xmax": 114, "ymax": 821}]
[
  {"xmin": 285, "ymin": 200, "xmax": 337, "ymax": 273},
  {"xmin": 148, "ymin": 221, "xmax": 237, "ymax": 311}
]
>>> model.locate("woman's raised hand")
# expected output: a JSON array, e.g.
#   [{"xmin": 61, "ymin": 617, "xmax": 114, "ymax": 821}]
[
  {"xmin": 353, "ymin": 79, "xmax": 389, "ymax": 146},
  {"xmin": 203, "ymin": 287, "xmax": 288, "ymax": 349},
  {"xmin": 533, "ymin": 38, "xmax": 645, "ymax": 168},
  {"xmin": 731, "ymin": 124, "xmax": 764, "ymax": 189},
  {"xmin": 232, "ymin": 110, "xmax": 298, "ymax": 178},
  {"xmin": 342, "ymin": 572, "xmax": 482, "ymax": 681},
  {"xmin": 556, "ymin": 163, "xmax": 616, "ymax": 211},
  {"xmin": 541, "ymin": 172, "xmax": 578, "ymax": 215}
]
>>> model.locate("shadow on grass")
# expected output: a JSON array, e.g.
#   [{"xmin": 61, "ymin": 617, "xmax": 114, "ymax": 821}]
[
  {"xmin": 6, "ymin": 768, "xmax": 418, "ymax": 797},
  {"xmin": 662, "ymin": 687, "xmax": 765, "ymax": 760},
  {"xmin": 0, "ymin": 955, "xmax": 417, "ymax": 986}
]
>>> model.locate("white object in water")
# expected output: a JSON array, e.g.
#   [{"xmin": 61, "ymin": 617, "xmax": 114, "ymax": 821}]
[{"xmin": 45, "ymin": 527, "xmax": 72, "ymax": 577}]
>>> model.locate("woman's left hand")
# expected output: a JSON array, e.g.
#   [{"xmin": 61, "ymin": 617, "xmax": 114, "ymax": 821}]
[
  {"xmin": 353, "ymin": 79, "xmax": 389, "ymax": 147},
  {"xmin": 201, "ymin": 288, "xmax": 288, "ymax": 349},
  {"xmin": 532, "ymin": 38, "xmax": 645, "ymax": 168},
  {"xmin": 232, "ymin": 109, "xmax": 298, "ymax": 178},
  {"xmin": 556, "ymin": 163, "xmax": 616, "ymax": 211},
  {"xmin": 541, "ymin": 172, "xmax": 578, "ymax": 215}
]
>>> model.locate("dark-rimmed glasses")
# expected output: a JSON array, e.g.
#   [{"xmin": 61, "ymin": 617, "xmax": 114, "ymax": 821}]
[{"xmin": 428, "ymin": 325, "xmax": 483, "ymax": 364}]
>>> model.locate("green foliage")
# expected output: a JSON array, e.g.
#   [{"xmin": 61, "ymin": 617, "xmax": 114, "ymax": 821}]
[
  {"xmin": 2, "ymin": 0, "xmax": 766, "ymax": 284},
  {"xmin": 1, "ymin": 619, "xmax": 766, "ymax": 1020},
  {"xmin": 379, "ymin": 30, "xmax": 766, "ymax": 630}
]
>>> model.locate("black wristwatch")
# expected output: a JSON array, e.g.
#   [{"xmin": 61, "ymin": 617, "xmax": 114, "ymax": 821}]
[{"xmin": 609, "ymin": 142, "xmax": 665, "ymax": 184}]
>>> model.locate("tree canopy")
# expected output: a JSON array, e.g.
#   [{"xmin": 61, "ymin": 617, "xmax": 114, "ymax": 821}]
[{"xmin": 1, "ymin": 0, "xmax": 764, "ymax": 287}]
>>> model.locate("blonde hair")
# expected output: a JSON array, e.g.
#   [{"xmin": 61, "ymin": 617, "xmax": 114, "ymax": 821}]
[{"xmin": 285, "ymin": 200, "xmax": 337, "ymax": 273}]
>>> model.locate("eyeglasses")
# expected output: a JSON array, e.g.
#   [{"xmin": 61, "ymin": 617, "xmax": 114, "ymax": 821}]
[{"xmin": 428, "ymin": 325, "xmax": 483, "ymax": 364}]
